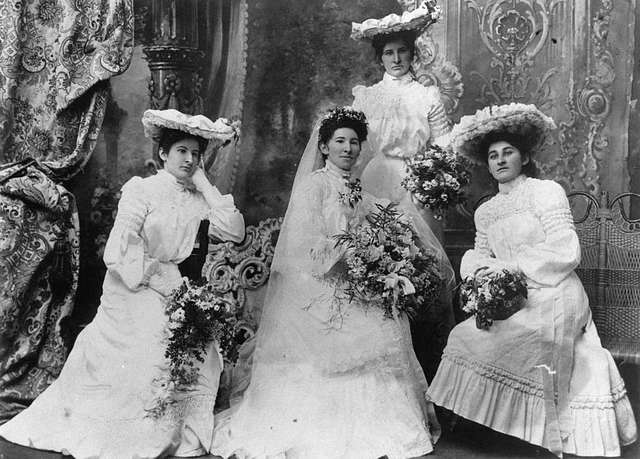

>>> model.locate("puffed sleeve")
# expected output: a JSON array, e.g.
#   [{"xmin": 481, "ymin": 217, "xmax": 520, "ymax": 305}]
[
  {"xmin": 459, "ymin": 206, "xmax": 499, "ymax": 279},
  {"xmin": 424, "ymin": 85, "xmax": 451, "ymax": 143},
  {"xmin": 351, "ymin": 85, "xmax": 367, "ymax": 111},
  {"xmin": 291, "ymin": 174, "xmax": 348, "ymax": 276},
  {"xmin": 201, "ymin": 185, "xmax": 245, "ymax": 243},
  {"xmin": 103, "ymin": 177, "xmax": 159, "ymax": 290},
  {"xmin": 511, "ymin": 180, "xmax": 580, "ymax": 288}
]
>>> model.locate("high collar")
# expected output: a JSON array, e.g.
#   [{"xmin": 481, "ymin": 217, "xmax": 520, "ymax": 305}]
[
  {"xmin": 324, "ymin": 160, "xmax": 352, "ymax": 181},
  {"xmin": 498, "ymin": 174, "xmax": 527, "ymax": 194},
  {"xmin": 157, "ymin": 169, "xmax": 196, "ymax": 192},
  {"xmin": 382, "ymin": 71, "xmax": 414, "ymax": 85}
]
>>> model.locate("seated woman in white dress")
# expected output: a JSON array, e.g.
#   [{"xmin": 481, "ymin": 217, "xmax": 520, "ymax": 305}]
[
  {"xmin": 0, "ymin": 109, "xmax": 245, "ymax": 458},
  {"xmin": 426, "ymin": 103, "xmax": 638, "ymax": 457},
  {"xmin": 211, "ymin": 107, "xmax": 441, "ymax": 459}
]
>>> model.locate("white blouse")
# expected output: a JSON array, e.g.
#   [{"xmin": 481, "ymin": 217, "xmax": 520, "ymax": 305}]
[
  {"xmin": 103, "ymin": 169, "xmax": 245, "ymax": 291},
  {"xmin": 352, "ymin": 72, "xmax": 450, "ymax": 159},
  {"xmin": 460, "ymin": 175, "xmax": 580, "ymax": 289}
]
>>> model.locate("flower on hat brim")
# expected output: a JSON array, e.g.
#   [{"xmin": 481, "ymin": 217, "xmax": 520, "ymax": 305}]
[
  {"xmin": 350, "ymin": 1, "xmax": 442, "ymax": 41},
  {"xmin": 448, "ymin": 103, "xmax": 557, "ymax": 165},
  {"xmin": 142, "ymin": 109, "xmax": 240, "ymax": 144}
]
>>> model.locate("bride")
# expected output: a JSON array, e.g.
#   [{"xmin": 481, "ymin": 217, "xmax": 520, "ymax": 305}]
[{"xmin": 211, "ymin": 107, "xmax": 442, "ymax": 459}]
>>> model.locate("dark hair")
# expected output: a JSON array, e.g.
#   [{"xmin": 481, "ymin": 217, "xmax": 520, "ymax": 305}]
[
  {"xmin": 157, "ymin": 128, "xmax": 208, "ymax": 165},
  {"xmin": 372, "ymin": 30, "xmax": 417, "ymax": 63},
  {"xmin": 318, "ymin": 107, "xmax": 368, "ymax": 147},
  {"xmin": 479, "ymin": 130, "xmax": 538, "ymax": 178}
]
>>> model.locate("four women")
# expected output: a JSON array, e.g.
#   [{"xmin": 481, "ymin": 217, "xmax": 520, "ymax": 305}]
[{"xmin": 0, "ymin": 3, "xmax": 638, "ymax": 459}]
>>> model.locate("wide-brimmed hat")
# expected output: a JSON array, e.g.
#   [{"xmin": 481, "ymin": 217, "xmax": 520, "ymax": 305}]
[
  {"xmin": 350, "ymin": 1, "xmax": 441, "ymax": 42},
  {"xmin": 142, "ymin": 109, "xmax": 240, "ymax": 144},
  {"xmin": 447, "ymin": 103, "xmax": 556, "ymax": 164}
]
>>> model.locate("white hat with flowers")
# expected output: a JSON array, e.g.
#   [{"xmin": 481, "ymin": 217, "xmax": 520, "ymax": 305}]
[
  {"xmin": 142, "ymin": 109, "xmax": 240, "ymax": 143},
  {"xmin": 447, "ymin": 103, "xmax": 557, "ymax": 164},
  {"xmin": 350, "ymin": 0, "xmax": 442, "ymax": 41}
]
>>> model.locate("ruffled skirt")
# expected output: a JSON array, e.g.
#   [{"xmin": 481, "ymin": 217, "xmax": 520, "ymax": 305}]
[
  {"xmin": 427, "ymin": 276, "xmax": 637, "ymax": 457},
  {"xmin": 0, "ymin": 272, "xmax": 221, "ymax": 459}
]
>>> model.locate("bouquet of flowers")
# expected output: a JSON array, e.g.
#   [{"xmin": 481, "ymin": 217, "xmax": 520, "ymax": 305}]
[
  {"xmin": 333, "ymin": 203, "xmax": 444, "ymax": 320},
  {"xmin": 147, "ymin": 278, "xmax": 246, "ymax": 418},
  {"xmin": 401, "ymin": 144, "xmax": 471, "ymax": 219},
  {"xmin": 459, "ymin": 268, "xmax": 528, "ymax": 330}
]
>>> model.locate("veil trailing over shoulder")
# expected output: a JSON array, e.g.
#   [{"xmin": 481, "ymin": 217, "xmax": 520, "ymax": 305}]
[{"xmin": 227, "ymin": 118, "xmax": 455, "ymax": 400}]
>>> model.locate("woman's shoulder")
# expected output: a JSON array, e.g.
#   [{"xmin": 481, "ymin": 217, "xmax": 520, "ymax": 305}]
[
  {"xmin": 121, "ymin": 175, "xmax": 146, "ymax": 193},
  {"xmin": 294, "ymin": 169, "xmax": 329, "ymax": 195},
  {"xmin": 525, "ymin": 177, "xmax": 565, "ymax": 194},
  {"xmin": 526, "ymin": 178, "xmax": 570, "ymax": 210}
]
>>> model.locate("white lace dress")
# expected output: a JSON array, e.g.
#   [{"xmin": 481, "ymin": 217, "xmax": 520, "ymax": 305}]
[
  {"xmin": 352, "ymin": 71, "xmax": 454, "ymax": 321},
  {"xmin": 426, "ymin": 176, "xmax": 637, "ymax": 457},
  {"xmin": 211, "ymin": 162, "xmax": 439, "ymax": 459},
  {"xmin": 0, "ymin": 170, "xmax": 245, "ymax": 459},
  {"xmin": 352, "ymin": 72, "xmax": 450, "ymax": 207}
]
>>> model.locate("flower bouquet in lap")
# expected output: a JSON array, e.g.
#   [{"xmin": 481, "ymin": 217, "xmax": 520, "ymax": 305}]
[{"xmin": 459, "ymin": 267, "xmax": 527, "ymax": 330}]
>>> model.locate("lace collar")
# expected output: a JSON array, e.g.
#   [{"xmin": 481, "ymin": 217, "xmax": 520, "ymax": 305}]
[
  {"xmin": 324, "ymin": 160, "xmax": 352, "ymax": 181},
  {"xmin": 497, "ymin": 174, "xmax": 528, "ymax": 195},
  {"xmin": 382, "ymin": 71, "xmax": 415, "ymax": 86}
]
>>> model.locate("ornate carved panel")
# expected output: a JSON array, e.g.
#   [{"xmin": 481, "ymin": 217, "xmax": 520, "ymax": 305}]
[{"xmin": 434, "ymin": 0, "xmax": 635, "ymax": 270}]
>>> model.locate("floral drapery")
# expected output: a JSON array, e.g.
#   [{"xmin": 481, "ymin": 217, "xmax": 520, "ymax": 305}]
[
  {"xmin": 0, "ymin": 0, "xmax": 134, "ymax": 179},
  {"xmin": 0, "ymin": 161, "xmax": 80, "ymax": 423},
  {"xmin": 0, "ymin": 0, "xmax": 133, "ymax": 421}
]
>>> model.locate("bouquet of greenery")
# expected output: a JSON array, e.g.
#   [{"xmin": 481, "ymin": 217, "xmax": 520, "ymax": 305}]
[
  {"xmin": 401, "ymin": 144, "xmax": 471, "ymax": 219},
  {"xmin": 459, "ymin": 268, "xmax": 528, "ymax": 330},
  {"xmin": 147, "ymin": 278, "xmax": 246, "ymax": 418},
  {"xmin": 333, "ymin": 203, "xmax": 444, "ymax": 320}
]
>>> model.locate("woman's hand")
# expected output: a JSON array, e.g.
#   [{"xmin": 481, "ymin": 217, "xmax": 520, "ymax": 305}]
[{"xmin": 190, "ymin": 167, "xmax": 212, "ymax": 194}]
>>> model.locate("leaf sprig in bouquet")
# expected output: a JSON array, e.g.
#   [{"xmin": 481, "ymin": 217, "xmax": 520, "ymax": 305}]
[
  {"xmin": 401, "ymin": 144, "xmax": 471, "ymax": 219},
  {"xmin": 459, "ymin": 268, "xmax": 528, "ymax": 330},
  {"xmin": 147, "ymin": 278, "xmax": 246, "ymax": 418},
  {"xmin": 333, "ymin": 203, "xmax": 444, "ymax": 320}
]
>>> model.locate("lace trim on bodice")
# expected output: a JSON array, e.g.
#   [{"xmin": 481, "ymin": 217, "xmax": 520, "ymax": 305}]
[{"xmin": 476, "ymin": 177, "xmax": 575, "ymax": 235}]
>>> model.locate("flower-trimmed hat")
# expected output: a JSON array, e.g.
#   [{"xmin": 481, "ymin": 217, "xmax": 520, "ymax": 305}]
[
  {"xmin": 142, "ymin": 109, "xmax": 240, "ymax": 144},
  {"xmin": 448, "ymin": 103, "xmax": 557, "ymax": 164},
  {"xmin": 350, "ymin": 0, "xmax": 442, "ymax": 41}
]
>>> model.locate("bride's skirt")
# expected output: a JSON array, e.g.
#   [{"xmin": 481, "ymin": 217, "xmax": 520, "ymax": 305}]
[
  {"xmin": 0, "ymin": 272, "xmax": 221, "ymax": 459},
  {"xmin": 212, "ymin": 305, "xmax": 440, "ymax": 459}
]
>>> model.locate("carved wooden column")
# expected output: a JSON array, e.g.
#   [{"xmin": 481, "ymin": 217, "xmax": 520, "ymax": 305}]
[{"xmin": 142, "ymin": 0, "xmax": 206, "ymax": 114}]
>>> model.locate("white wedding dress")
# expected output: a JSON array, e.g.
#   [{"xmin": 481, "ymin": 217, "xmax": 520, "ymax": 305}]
[
  {"xmin": 0, "ymin": 170, "xmax": 245, "ymax": 459},
  {"xmin": 211, "ymin": 161, "xmax": 441, "ymax": 459}
]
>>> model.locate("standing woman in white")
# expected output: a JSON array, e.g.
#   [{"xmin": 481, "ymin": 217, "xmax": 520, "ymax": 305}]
[
  {"xmin": 350, "ymin": 1, "xmax": 455, "ymax": 374},
  {"xmin": 0, "ymin": 109, "xmax": 245, "ymax": 458}
]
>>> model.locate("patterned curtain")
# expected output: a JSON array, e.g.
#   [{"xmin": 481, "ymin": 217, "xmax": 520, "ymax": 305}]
[
  {"xmin": 0, "ymin": 0, "xmax": 133, "ymax": 422},
  {"xmin": 0, "ymin": 161, "xmax": 79, "ymax": 423}
]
